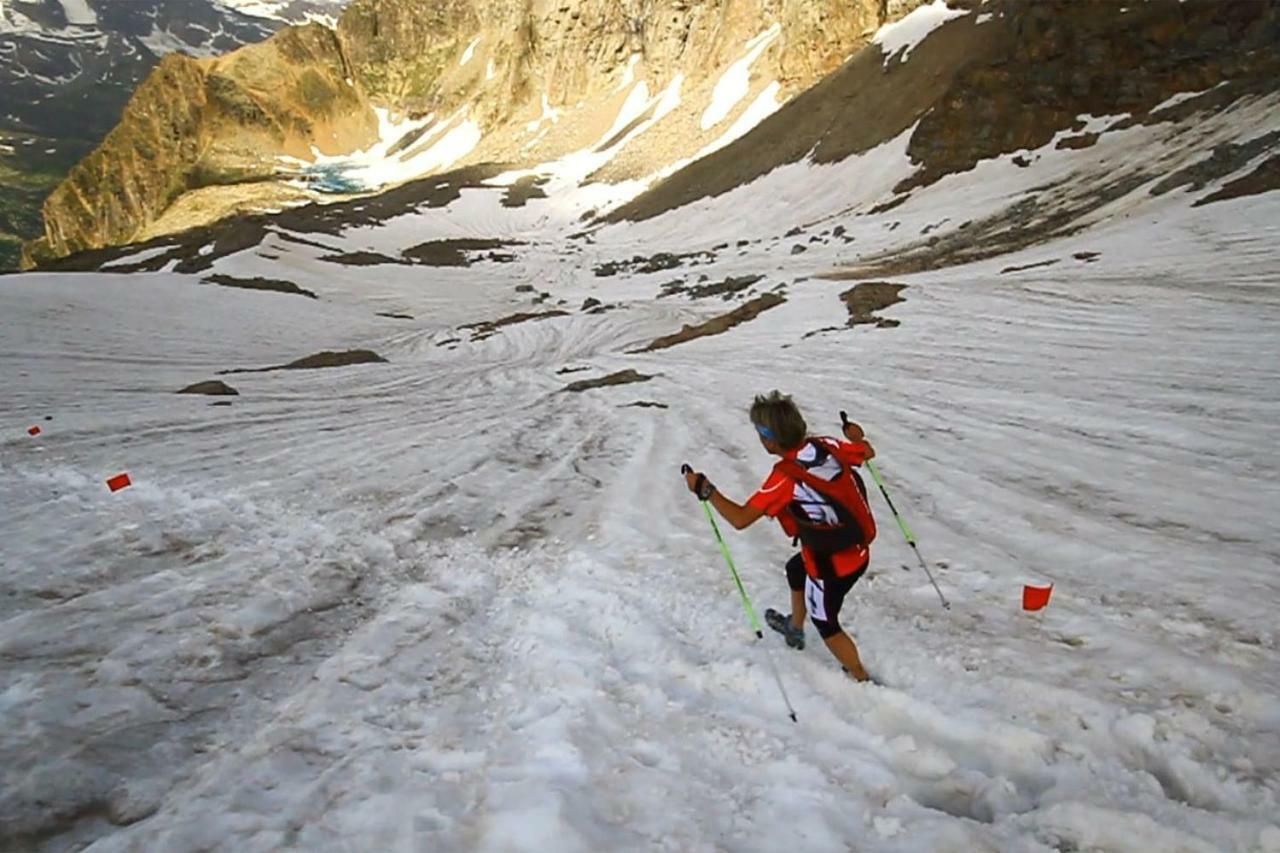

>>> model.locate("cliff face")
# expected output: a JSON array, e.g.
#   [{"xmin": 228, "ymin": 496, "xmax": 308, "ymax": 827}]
[
  {"xmin": 26, "ymin": 0, "xmax": 917, "ymax": 267},
  {"xmin": 894, "ymin": 0, "xmax": 1280, "ymax": 193},
  {"xmin": 610, "ymin": 0, "xmax": 1280, "ymax": 226},
  {"xmin": 26, "ymin": 23, "xmax": 378, "ymax": 265},
  {"xmin": 0, "ymin": 0, "xmax": 348, "ymax": 270}
]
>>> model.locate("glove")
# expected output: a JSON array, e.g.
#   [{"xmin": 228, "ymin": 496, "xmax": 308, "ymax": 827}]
[{"xmin": 684, "ymin": 469, "xmax": 715, "ymax": 501}]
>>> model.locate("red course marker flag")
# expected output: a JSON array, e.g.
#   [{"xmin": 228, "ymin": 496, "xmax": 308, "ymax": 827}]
[
  {"xmin": 1022, "ymin": 583, "xmax": 1053, "ymax": 611},
  {"xmin": 106, "ymin": 473, "xmax": 133, "ymax": 493},
  {"xmin": 27, "ymin": 426, "xmax": 41, "ymax": 436}
]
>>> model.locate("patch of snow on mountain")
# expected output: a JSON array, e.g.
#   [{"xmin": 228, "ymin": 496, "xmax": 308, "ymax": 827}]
[
  {"xmin": 1153, "ymin": 82, "xmax": 1229, "ymax": 114},
  {"xmin": 460, "ymin": 35, "xmax": 480, "ymax": 66},
  {"xmin": 139, "ymin": 24, "xmax": 219, "ymax": 58},
  {"xmin": 874, "ymin": 0, "xmax": 968, "ymax": 66},
  {"xmin": 697, "ymin": 81, "xmax": 781, "ymax": 161},
  {"xmin": 526, "ymin": 93, "xmax": 561, "ymax": 134},
  {"xmin": 701, "ymin": 24, "xmax": 781, "ymax": 131},
  {"xmin": 616, "ymin": 52, "xmax": 640, "ymax": 92},
  {"xmin": 599, "ymin": 80, "xmax": 652, "ymax": 147},
  {"xmin": 56, "ymin": 0, "xmax": 95, "ymax": 27}
]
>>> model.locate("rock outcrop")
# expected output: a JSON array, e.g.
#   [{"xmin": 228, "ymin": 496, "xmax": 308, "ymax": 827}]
[
  {"xmin": 611, "ymin": 0, "xmax": 1280, "ymax": 224},
  {"xmin": 0, "ymin": 0, "xmax": 346, "ymax": 271},
  {"xmin": 25, "ymin": 0, "xmax": 923, "ymax": 267},
  {"xmin": 25, "ymin": 23, "xmax": 377, "ymax": 265}
]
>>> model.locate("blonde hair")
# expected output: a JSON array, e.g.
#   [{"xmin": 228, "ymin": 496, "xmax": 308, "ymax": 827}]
[{"xmin": 749, "ymin": 391, "xmax": 808, "ymax": 450}]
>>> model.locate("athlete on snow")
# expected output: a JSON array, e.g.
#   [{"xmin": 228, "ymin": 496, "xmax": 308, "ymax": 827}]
[{"xmin": 683, "ymin": 391, "xmax": 878, "ymax": 681}]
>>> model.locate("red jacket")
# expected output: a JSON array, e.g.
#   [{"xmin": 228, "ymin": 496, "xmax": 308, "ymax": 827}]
[{"xmin": 748, "ymin": 437, "xmax": 876, "ymax": 579}]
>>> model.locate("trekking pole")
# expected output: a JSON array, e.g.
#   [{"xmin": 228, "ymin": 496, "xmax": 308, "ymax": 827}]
[
  {"xmin": 681, "ymin": 464, "xmax": 798, "ymax": 722},
  {"xmin": 841, "ymin": 412, "xmax": 951, "ymax": 610}
]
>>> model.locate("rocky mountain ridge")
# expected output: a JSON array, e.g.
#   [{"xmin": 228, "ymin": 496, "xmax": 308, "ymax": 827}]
[
  {"xmin": 21, "ymin": 0, "xmax": 1280, "ymax": 273},
  {"xmin": 0, "ymin": 0, "xmax": 349, "ymax": 269},
  {"xmin": 22, "ymin": 0, "xmax": 925, "ymax": 267}
]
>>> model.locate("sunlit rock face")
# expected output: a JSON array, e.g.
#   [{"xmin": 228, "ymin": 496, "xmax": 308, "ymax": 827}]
[
  {"xmin": 0, "ymin": 0, "xmax": 348, "ymax": 270},
  {"xmin": 24, "ymin": 0, "xmax": 917, "ymax": 266}
]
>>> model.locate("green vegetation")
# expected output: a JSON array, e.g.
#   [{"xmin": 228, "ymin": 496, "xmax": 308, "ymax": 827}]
[
  {"xmin": 297, "ymin": 69, "xmax": 337, "ymax": 113},
  {"xmin": 0, "ymin": 132, "xmax": 92, "ymax": 270}
]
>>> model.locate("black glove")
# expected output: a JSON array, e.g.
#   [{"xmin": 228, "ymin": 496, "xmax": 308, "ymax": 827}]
[{"xmin": 693, "ymin": 473, "xmax": 715, "ymax": 501}]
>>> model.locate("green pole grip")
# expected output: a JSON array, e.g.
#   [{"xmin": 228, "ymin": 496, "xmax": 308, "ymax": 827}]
[{"xmin": 702, "ymin": 501, "xmax": 764, "ymax": 634}]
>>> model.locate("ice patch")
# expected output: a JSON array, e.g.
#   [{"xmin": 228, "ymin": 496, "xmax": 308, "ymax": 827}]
[
  {"xmin": 874, "ymin": 0, "xmax": 968, "ymax": 66},
  {"xmin": 56, "ymin": 0, "xmax": 96, "ymax": 27},
  {"xmin": 1152, "ymin": 82, "xmax": 1229, "ymax": 113},
  {"xmin": 526, "ymin": 94, "xmax": 561, "ymax": 134},
  {"xmin": 139, "ymin": 24, "xmax": 220, "ymax": 58},
  {"xmin": 599, "ymin": 80, "xmax": 652, "ymax": 147},
  {"xmin": 700, "ymin": 24, "xmax": 781, "ymax": 131},
  {"xmin": 460, "ymin": 36, "xmax": 480, "ymax": 66},
  {"xmin": 652, "ymin": 73, "xmax": 684, "ymax": 123},
  {"xmin": 696, "ymin": 80, "xmax": 781, "ymax": 160},
  {"xmin": 293, "ymin": 107, "xmax": 479, "ymax": 192},
  {"xmin": 617, "ymin": 53, "xmax": 640, "ymax": 92},
  {"xmin": 99, "ymin": 244, "xmax": 180, "ymax": 270}
]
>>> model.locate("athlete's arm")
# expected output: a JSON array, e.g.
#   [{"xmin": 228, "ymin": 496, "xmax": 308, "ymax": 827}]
[
  {"xmin": 708, "ymin": 489, "xmax": 765, "ymax": 530},
  {"xmin": 841, "ymin": 420, "xmax": 876, "ymax": 460},
  {"xmin": 683, "ymin": 469, "xmax": 765, "ymax": 529}
]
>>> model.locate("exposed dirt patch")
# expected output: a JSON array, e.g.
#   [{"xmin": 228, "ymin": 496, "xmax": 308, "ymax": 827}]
[
  {"xmin": 595, "ymin": 250, "xmax": 716, "ymax": 278},
  {"xmin": 402, "ymin": 238, "xmax": 523, "ymax": 267},
  {"xmin": 1001, "ymin": 259, "xmax": 1061, "ymax": 275},
  {"xmin": 376, "ymin": 312, "xmax": 414, "ymax": 320},
  {"xmin": 842, "ymin": 282, "xmax": 907, "ymax": 329},
  {"xmin": 632, "ymin": 293, "xmax": 786, "ymax": 353},
  {"xmin": 203, "ymin": 274, "xmax": 317, "ymax": 299},
  {"xmin": 662, "ymin": 274, "xmax": 764, "ymax": 300},
  {"xmin": 220, "ymin": 349, "xmax": 387, "ymax": 375},
  {"xmin": 386, "ymin": 121, "xmax": 439, "ymax": 158},
  {"xmin": 1196, "ymin": 152, "xmax": 1280, "ymax": 206},
  {"xmin": 826, "ymin": 172, "xmax": 1152, "ymax": 280},
  {"xmin": 461, "ymin": 310, "xmax": 569, "ymax": 341},
  {"xmin": 35, "ymin": 165, "xmax": 505, "ymax": 274},
  {"xmin": 1152, "ymin": 130, "xmax": 1280, "ymax": 200},
  {"xmin": 502, "ymin": 175, "xmax": 550, "ymax": 208},
  {"xmin": 556, "ymin": 366, "xmax": 591, "ymax": 375},
  {"xmin": 1074, "ymin": 252, "xmax": 1101, "ymax": 263},
  {"xmin": 596, "ymin": 103, "xmax": 658, "ymax": 153},
  {"xmin": 320, "ymin": 250, "xmax": 405, "ymax": 266},
  {"xmin": 177, "ymin": 380, "xmax": 239, "ymax": 396},
  {"xmin": 562, "ymin": 369, "xmax": 653, "ymax": 393},
  {"xmin": 1056, "ymin": 132, "xmax": 1100, "ymax": 151},
  {"xmin": 621, "ymin": 400, "xmax": 669, "ymax": 410}
]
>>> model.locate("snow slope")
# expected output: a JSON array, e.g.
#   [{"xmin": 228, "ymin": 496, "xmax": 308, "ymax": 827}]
[{"xmin": 3, "ymin": 48, "xmax": 1280, "ymax": 853}]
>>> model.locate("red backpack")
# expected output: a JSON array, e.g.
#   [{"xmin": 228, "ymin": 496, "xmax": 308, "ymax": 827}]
[{"xmin": 772, "ymin": 438, "xmax": 877, "ymax": 555}]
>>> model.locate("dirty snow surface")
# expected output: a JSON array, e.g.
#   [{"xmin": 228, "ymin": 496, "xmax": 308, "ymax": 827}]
[{"xmin": 3, "ymin": 89, "xmax": 1280, "ymax": 853}]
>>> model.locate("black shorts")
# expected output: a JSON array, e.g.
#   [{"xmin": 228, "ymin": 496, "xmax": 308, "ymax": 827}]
[{"xmin": 785, "ymin": 552, "xmax": 866, "ymax": 639}]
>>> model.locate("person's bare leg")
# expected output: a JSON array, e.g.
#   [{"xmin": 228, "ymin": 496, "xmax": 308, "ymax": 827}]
[
  {"xmin": 790, "ymin": 588, "xmax": 806, "ymax": 630},
  {"xmin": 824, "ymin": 632, "xmax": 870, "ymax": 681}
]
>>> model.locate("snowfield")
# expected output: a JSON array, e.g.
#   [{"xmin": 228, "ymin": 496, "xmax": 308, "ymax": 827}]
[{"xmin": 3, "ymin": 58, "xmax": 1280, "ymax": 853}]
